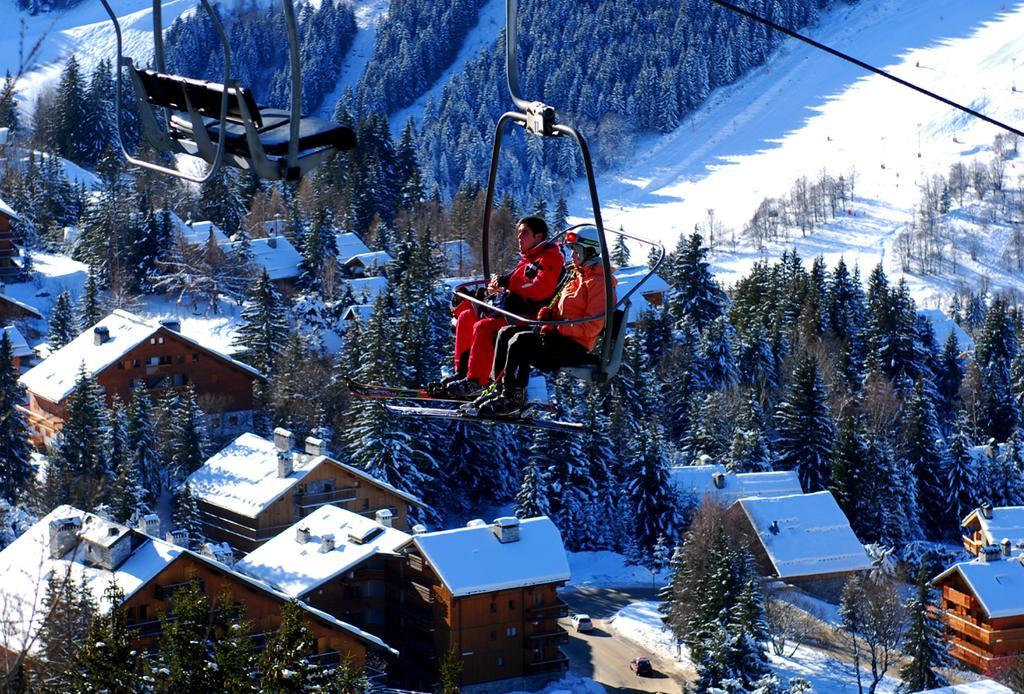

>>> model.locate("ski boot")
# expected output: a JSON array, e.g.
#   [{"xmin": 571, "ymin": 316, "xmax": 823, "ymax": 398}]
[
  {"xmin": 473, "ymin": 387, "xmax": 527, "ymax": 417},
  {"xmin": 426, "ymin": 373, "xmax": 464, "ymax": 398},
  {"xmin": 442, "ymin": 377, "xmax": 484, "ymax": 400}
]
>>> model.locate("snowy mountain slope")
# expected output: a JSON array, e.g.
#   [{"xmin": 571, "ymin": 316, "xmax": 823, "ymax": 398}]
[
  {"xmin": 315, "ymin": 0, "xmax": 389, "ymax": 119},
  {"xmin": 585, "ymin": 0, "xmax": 1024, "ymax": 307}
]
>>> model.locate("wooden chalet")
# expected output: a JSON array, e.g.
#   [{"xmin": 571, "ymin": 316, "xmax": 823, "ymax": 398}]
[
  {"xmin": 188, "ymin": 429, "xmax": 426, "ymax": 553},
  {"xmin": 932, "ymin": 549, "xmax": 1024, "ymax": 674},
  {"xmin": 727, "ymin": 491, "xmax": 873, "ymax": 584},
  {"xmin": 18, "ymin": 309, "xmax": 263, "ymax": 445},
  {"xmin": 398, "ymin": 516, "xmax": 571, "ymax": 690},
  {"xmin": 962, "ymin": 504, "xmax": 1024, "ymax": 556},
  {"xmin": 2, "ymin": 326, "xmax": 33, "ymax": 371},
  {"xmin": 0, "ymin": 199, "xmax": 24, "ymax": 280},
  {"xmin": 0, "ymin": 291, "xmax": 41, "ymax": 323},
  {"xmin": 0, "ymin": 506, "xmax": 395, "ymax": 674},
  {"xmin": 237, "ymin": 504, "xmax": 410, "ymax": 640}
]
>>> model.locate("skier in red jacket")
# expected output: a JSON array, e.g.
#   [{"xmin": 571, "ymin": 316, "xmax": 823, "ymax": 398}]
[{"xmin": 433, "ymin": 216, "xmax": 564, "ymax": 399}]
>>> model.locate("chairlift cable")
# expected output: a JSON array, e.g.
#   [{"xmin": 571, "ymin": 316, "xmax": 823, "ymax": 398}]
[{"xmin": 709, "ymin": 0, "xmax": 1024, "ymax": 139}]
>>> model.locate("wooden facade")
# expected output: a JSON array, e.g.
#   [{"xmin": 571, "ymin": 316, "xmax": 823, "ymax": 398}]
[
  {"xmin": 122, "ymin": 553, "xmax": 376, "ymax": 666},
  {"xmin": 23, "ymin": 325, "xmax": 261, "ymax": 445},
  {"xmin": 301, "ymin": 553, "xmax": 400, "ymax": 640},
  {"xmin": 395, "ymin": 545, "xmax": 569, "ymax": 689},
  {"xmin": 0, "ymin": 295, "xmax": 41, "ymax": 323},
  {"xmin": 199, "ymin": 458, "xmax": 421, "ymax": 553},
  {"xmin": 0, "ymin": 207, "xmax": 22, "ymax": 279},
  {"xmin": 933, "ymin": 569, "xmax": 1024, "ymax": 674}
]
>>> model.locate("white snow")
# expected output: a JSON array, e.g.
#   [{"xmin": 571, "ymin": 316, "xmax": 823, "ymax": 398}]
[
  {"xmin": 335, "ymin": 232, "xmax": 372, "ymax": 261},
  {"xmin": 608, "ymin": 601, "xmax": 688, "ymax": 669},
  {"xmin": 0, "ymin": 197, "xmax": 17, "ymax": 220},
  {"xmin": 18, "ymin": 308, "xmax": 259, "ymax": 404},
  {"xmin": 344, "ymin": 250, "xmax": 393, "ymax": 271},
  {"xmin": 670, "ymin": 464, "xmax": 803, "ymax": 506},
  {"xmin": 735, "ymin": 491, "xmax": 874, "ymax": 580},
  {"xmin": 315, "ymin": 0, "xmax": 389, "ymax": 119},
  {"xmin": 565, "ymin": 550, "xmax": 670, "ymax": 588},
  {"xmin": 236, "ymin": 504, "xmax": 410, "ymax": 597},
  {"xmin": 228, "ymin": 236, "xmax": 302, "ymax": 282},
  {"xmin": 413, "ymin": 516, "xmax": 570, "ymax": 597},
  {"xmin": 2, "ymin": 325, "xmax": 33, "ymax": 359},
  {"xmin": 503, "ymin": 672, "xmax": 606, "ymax": 694},
  {"xmin": 920, "ymin": 681, "xmax": 1014, "ymax": 694},
  {"xmin": 346, "ymin": 275, "xmax": 389, "ymax": 303},
  {"xmin": 613, "ymin": 264, "xmax": 670, "ymax": 317},
  {"xmin": 934, "ymin": 557, "xmax": 1024, "ymax": 619},
  {"xmin": 179, "ymin": 220, "xmax": 228, "ymax": 246}
]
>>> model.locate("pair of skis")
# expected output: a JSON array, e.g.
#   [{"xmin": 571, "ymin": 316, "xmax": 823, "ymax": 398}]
[{"xmin": 347, "ymin": 380, "xmax": 583, "ymax": 433}]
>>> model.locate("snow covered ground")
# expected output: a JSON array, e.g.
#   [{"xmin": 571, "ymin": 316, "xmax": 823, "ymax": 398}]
[
  {"xmin": 566, "ymin": 550, "xmax": 670, "ymax": 589},
  {"xmin": 609, "ymin": 600, "xmax": 904, "ymax": 692},
  {"xmin": 505, "ymin": 672, "xmax": 605, "ymax": 694}
]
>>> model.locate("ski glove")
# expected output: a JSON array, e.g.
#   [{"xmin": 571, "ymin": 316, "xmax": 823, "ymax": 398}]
[{"xmin": 536, "ymin": 306, "xmax": 554, "ymax": 321}]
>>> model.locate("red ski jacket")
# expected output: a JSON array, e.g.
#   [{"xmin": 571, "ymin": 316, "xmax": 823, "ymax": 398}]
[{"xmin": 453, "ymin": 242, "xmax": 564, "ymax": 318}]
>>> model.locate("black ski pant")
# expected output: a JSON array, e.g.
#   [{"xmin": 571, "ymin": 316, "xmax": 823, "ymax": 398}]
[{"xmin": 492, "ymin": 325, "xmax": 591, "ymax": 390}]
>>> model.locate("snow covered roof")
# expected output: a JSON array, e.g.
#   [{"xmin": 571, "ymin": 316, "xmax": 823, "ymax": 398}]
[
  {"xmin": 188, "ymin": 433, "xmax": 424, "ymax": 519},
  {"xmin": 413, "ymin": 517, "xmax": 570, "ymax": 597},
  {"xmin": 934, "ymin": 556, "xmax": 1024, "ymax": 619},
  {"xmin": 0, "ymin": 506, "xmax": 397, "ymax": 657},
  {"xmin": 341, "ymin": 304, "xmax": 374, "ymax": 323},
  {"xmin": 733, "ymin": 491, "xmax": 873, "ymax": 580},
  {"xmin": 19, "ymin": 309, "xmax": 261, "ymax": 403},
  {"xmin": 614, "ymin": 265, "xmax": 670, "ymax": 315},
  {"xmin": 343, "ymin": 251, "xmax": 393, "ymax": 268},
  {"xmin": 179, "ymin": 220, "xmax": 229, "ymax": 246},
  {"xmin": 0, "ymin": 197, "xmax": 17, "ymax": 220},
  {"xmin": 671, "ymin": 464, "xmax": 802, "ymax": 505},
  {"xmin": 919, "ymin": 681, "xmax": 1013, "ymax": 694},
  {"xmin": 3, "ymin": 325, "xmax": 33, "ymax": 359},
  {"xmin": 346, "ymin": 276, "xmax": 389, "ymax": 303},
  {"xmin": 0, "ymin": 506, "xmax": 182, "ymax": 657},
  {"xmin": 0, "ymin": 292, "xmax": 42, "ymax": 319},
  {"xmin": 962, "ymin": 506, "xmax": 1024, "ymax": 551},
  {"xmin": 237, "ymin": 504, "xmax": 410, "ymax": 597},
  {"xmin": 335, "ymin": 232, "xmax": 371, "ymax": 260},
  {"xmin": 240, "ymin": 236, "xmax": 301, "ymax": 281}
]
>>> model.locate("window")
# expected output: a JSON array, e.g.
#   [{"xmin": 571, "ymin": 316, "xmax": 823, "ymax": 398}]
[
  {"xmin": 139, "ymin": 605, "xmax": 148, "ymax": 620},
  {"xmin": 158, "ymin": 336, "xmax": 165, "ymax": 344},
  {"xmin": 497, "ymin": 656, "xmax": 504, "ymax": 667},
  {"xmin": 361, "ymin": 499, "xmax": 369, "ymax": 511},
  {"xmin": 116, "ymin": 361, "xmax": 124, "ymax": 370},
  {"xmin": 506, "ymin": 626, "xmax": 517, "ymax": 637},
  {"xmin": 192, "ymin": 353, "xmax": 199, "ymax": 363},
  {"xmin": 147, "ymin": 357, "xmax": 160, "ymax": 366},
  {"xmin": 490, "ymin": 631, "xmax": 496, "ymax": 641},
  {"xmin": 489, "ymin": 603, "xmax": 497, "ymax": 614},
  {"xmin": 127, "ymin": 607, "xmax": 135, "ymax": 620},
  {"xmin": 149, "ymin": 338, "xmax": 156, "ymax": 345},
  {"xmin": 508, "ymin": 599, "xmax": 515, "ymax": 611},
  {"xmin": 132, "ymin": 359, "xmax": 141, "ymax": 368},
  {"xmin": 177, "ymin": 355, "xmax": 185, "ymax": 364},
  {"xmin": 159, "ymin": 355, "xmax": 172, "ymax": 365},
  {"xmin": 171, "ymin": 373, "xmax": 188, "ymax": 386}
]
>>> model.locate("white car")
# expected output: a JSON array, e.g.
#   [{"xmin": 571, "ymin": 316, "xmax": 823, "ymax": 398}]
[{"xmin": 570, "ymin": 614, "xmax": 594, "ymax": 631}]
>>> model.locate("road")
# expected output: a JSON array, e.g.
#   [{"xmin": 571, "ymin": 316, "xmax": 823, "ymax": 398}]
[{"xmin": 559, "ymin": 586, "xmax": 693, "ymax": 693}]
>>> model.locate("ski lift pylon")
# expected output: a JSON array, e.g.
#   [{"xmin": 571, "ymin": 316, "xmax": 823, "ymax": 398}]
[{"xmin": 98, "ymin": 0, "xmax": 356, "ymax": 183}]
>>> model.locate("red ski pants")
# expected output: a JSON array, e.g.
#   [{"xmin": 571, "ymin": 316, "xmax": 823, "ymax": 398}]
[{"xmin": 454, "ymin": 310, "xmax": 507, "ymax": 385}]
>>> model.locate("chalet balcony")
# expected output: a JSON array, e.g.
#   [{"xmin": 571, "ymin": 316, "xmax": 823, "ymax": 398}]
[
  {"xmin": 0, "ymin": 247, "xmax": 18, "ymax": 258},
  {"xmin": 524, "ymin": 650, "xmax": 569, "ymax": 675},
  {"xmin": 526, "ymin": 629, "xmax": 569, "ymax": 646},
  {"xmin": 295, "ymin": 486, "xmax": 358, "ymax": 510},
  {"xmin": 963, "ymin": 536, "xmax": 984, "ymax": 555},
  {"xmin": 526, "ymin": 597, "xmax": 569, "ymax": 619}
]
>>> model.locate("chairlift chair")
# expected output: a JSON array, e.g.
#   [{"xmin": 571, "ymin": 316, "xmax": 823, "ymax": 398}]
[
  {"xmin": 99, "ymin": 0, "xmax": 355, "ymax": 183},
  {"xmin": 453, "ymin": 0, "xmax": 665, "ymax": 385}
]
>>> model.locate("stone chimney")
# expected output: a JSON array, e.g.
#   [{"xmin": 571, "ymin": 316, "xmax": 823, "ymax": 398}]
[
  {"xmin": 319, "ymin": 533, "xmax": 335, "ymax": 553},
  {"xmin": 200, "ymin": 542, "xmax": 234, "ymax": 566},
  {"xmin": 712, "ymin": 472, "xmax": 726, "ymax": 489},
  {"xmin": 277, "ymin": 450, "xmax": 293, "ymax": 478},
  {"xmin": 136, "ymin": 513, "xmax": 161, "ymax": 537},
  {"xmin": 166, "ymin": 528, "xmax": 188, "ymax": 547},
  {"xmin": 304, "ymin": 436, "xmax": 325, "ymax": 457},
  {"xmin": 93, "ymin": 326, "xmax": 110, "ymax": 345},
  {"xmin": 274, "ymin": 427, "xmax": 294, "ymax": 453},
  {"xmin": 979, "ymin": 545, "xmax": 1001, "ymax": 563},
  {"xmin": 159, "ymin": 318, "xmax": 181, "ymax": 332},
  {"xmin": 296, "ymin": 526, "xmax": 311, "ymax": 544},
  {"xmin": 412, "ymin": 524, "xmax": 427, "ymax": 535},
  {"xmin": 48, "ymin": 517, "xmax": 82, "ymax": 559},
  {"xmin": 1001, "ymin": 538, "xmax": 1012, "ymax": 557},
  {"xmin": 267, "ymin": 236, "xmax": 278, "ymax": 249},
  {"xmin": 981, "ymin": 503, "xmax": 994, "ymax": 520},
  {"xmin": 768, "ymin": 520, "xmax": 780, "ymax": 535},
  {"xmin": 466, "ymin": 519, "xmax": 486, "ymax": 528},
  {"xmin": 375, "ymin": 508, "xmax": 394, "ymax": 528},
  {"xmin": 492, "ymin": 516, "xmax": 521, "ymax": 544}
]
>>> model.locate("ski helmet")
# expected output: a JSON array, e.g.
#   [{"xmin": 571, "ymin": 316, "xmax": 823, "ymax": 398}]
[{"xmin": 564, "ymin": 226, "xmax": 602, "ymax": 255}]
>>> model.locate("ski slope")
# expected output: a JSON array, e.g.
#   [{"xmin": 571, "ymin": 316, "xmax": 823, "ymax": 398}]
[{"xmin": 588, "ymin": 0, "xmax": 1024, "ymax": 307}]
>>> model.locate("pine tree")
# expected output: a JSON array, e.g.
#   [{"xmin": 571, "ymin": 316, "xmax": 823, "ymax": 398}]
[
  {"xmin": 945, "ymin": 414, "xmax": 977, "ymax": 538},
  {"xmin": 667, "ymin": 232, "xmax": 726, "ymax": 332},
  {"xmin": 156, "ymin": 577, "xmax": 218, "ymax": 690},
  {"xmin": 51, "ymin": 364, "xmax": 108, "ymax": 505},
  {"xmin": 899, "ymin": 564, "xmax": 949, "ymax": 691},
  {"xmin": 0, "ymin": 331, "xmax": 32, "ymax": 504},
  {"xmin": 78, "ymin": 270, "xmax": 102, "ymax": 329},
  {"xmin": 898, "ymin": 380, "xmax": 948, "ymax": 539},
  {"xmin": 106, "ymin": 395, "xmax": 142, "ymax": 523},
  {"xmin": 515, "ymin": 459, "xmax": 551, "ymax": 519},
  {"xmin": 47, "ymin": 290, "xmax": 78, "ymax": 349},
  {"xmin": 624, "ymin": 421, "xmax": 678, "ymax": 553},
  {"xmin": 725, "ymin": 392, "xmax": 774, "ymax": 472},
  {"xmin": 171, "ymin": 483, "xmax": 205, "ymax": 549},
  {"xmin": 258, "ymin": 600, "xmax": 324, "ymax": 692},
  {"xmin": 126, "ymin": 383, "xmax": 160, "ymax": 502},
  {"xmin": 233, "ymin": 269, "xmax": 290, "ymax": 375},
  {"xmin": 611, "ymin": 231, "xmax": 631, "ymax": 266},
  {"xmin": 211, "ymin": 588, "xmax": 256, "ymax": 692},
  {"xmin": 699, "ymin": 315, "xmax": 739, "ymax": 390},
  {"xmin": 73, "ymin": 581, "xmax": 148, "ymax": 692},
  {"xmin": 36, "ymin": 569, "xmax": 95, "ymax": 691},
  {"xmin": 775, "ymin": 354, "xmax": 835, "ymax": 492},
  {"xmin": 171, "ymin": 384, "xmax": 208, "ymax": 478}
]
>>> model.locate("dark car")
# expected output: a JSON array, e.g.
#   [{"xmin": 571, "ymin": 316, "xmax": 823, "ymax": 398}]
[{"xmin": 630, "ymin": 657, "xmax": 653, "ymax": 676}]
